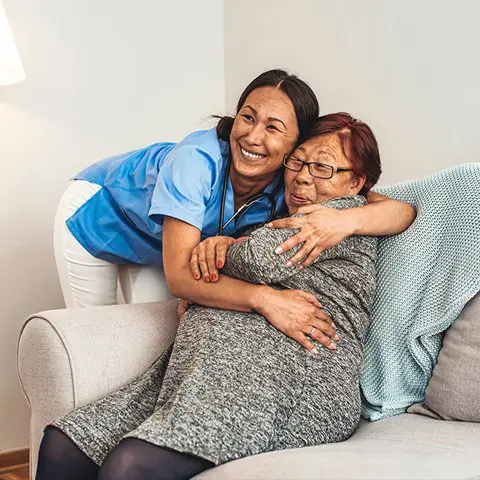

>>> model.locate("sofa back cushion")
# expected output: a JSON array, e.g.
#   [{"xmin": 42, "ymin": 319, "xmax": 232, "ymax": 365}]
[{"xmin": 408, "ymin": 291, "xmax": 480, "ymax": 421}]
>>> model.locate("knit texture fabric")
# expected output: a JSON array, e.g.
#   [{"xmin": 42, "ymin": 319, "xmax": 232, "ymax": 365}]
[
  {"xmin": 361, "ymin": 163, "xmax": 480, "ymax": 420},
  {"xmin": 48, "ymin": 196, "xmax": 377, "ymax": 466}
]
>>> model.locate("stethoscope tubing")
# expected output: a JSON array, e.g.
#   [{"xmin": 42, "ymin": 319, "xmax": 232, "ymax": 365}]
[{"xmin": 218, "ymin": 155, "xmax": 281, "ymax": 236}]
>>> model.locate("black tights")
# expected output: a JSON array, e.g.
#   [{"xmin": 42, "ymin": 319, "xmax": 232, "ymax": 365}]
[
  {"xmin": 36, "ymin": 426, "xmax": 214, "ymax": 480},
  {"xmin": 35, "ymin": 427, "xmax": 99, "ymax": 480}
]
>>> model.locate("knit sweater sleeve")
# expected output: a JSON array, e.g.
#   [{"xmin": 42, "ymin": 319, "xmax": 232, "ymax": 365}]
[{"xmin": 222, "ymin": 196, "xmax": 367, "ymax": 285}]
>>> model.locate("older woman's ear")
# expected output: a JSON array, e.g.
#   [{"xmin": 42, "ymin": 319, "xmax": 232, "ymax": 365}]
[{"xmin": 348, "ymin": 174, "xmax": 367, "ymax": 196}]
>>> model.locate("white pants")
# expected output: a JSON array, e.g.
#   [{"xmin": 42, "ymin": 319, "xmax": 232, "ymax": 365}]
[{"xmin": 54, "ymin": 180, "xmax": 173, "ymax": 308}]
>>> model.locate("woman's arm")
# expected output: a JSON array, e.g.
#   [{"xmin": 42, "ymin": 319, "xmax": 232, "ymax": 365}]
[
  {"xmin": 163, "ymin": 217, "xmax": 267, "ymax": 312},
  {"xmin": 163, "ymin": 216, "xmax": 337, "ymax": 352},
  {"xmin": 222, "ymin": 196, "xmax": 375, "ymax": 285},
  {"xmin": 268, "ymin": 192, "xmax": 416, "ymax": 267},
  {"xmin": 350, "ymin": 191, "xmax": 417, "ymax": 236}
]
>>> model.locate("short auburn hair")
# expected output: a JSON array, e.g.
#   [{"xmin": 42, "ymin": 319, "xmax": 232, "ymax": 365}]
[{"xmin": 306, "ymin": 113, "xmax": 382, "ymax": 196}]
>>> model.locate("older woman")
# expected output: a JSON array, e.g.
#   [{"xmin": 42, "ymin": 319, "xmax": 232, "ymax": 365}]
[{"xmin": 38, "ymin": 113, "xmax": 383, "ymax": 480}]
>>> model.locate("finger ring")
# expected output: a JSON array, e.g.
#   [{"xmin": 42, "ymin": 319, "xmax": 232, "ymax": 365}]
[{"xmin": 309, "ymin": 326, "xmax": 316, "ymax": 336}]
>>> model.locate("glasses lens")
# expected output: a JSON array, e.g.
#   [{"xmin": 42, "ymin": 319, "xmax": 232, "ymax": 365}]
[
  {"xmin": 285, "ymin": 156, "xmax": 304, "ymax": 171},
  {"xmin": 310, "ymin": 163, "xmax": 333, "ymax": 178}
]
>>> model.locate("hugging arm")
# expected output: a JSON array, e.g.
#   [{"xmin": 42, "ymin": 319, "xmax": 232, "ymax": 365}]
[
  {"xmin": 270, "ymin": 191, "xmax": 415, "ymax": 267},
  {"xmin": 223, "ymin": 196, "xmax": 364, "ymax": 285},
  {"xmin": 164, "ymin": 216, "xmax": 337, "ymax": 352},
  {"xmin": 223, "ymin": 224, "xmax": 355, "ymax": 285}
]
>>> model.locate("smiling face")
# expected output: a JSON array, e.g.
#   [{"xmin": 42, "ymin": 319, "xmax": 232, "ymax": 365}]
[
  {"xmin": 229, "ymin": 86, "xmax": 299, "ymax": 184},
  {"xmin": 284, "ymin": 133, "xmax": 366, "ymax": 214}
]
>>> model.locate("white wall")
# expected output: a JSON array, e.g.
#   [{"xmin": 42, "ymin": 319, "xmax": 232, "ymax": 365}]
[
  {"xmin": 225, "ymin": 0, "xmax": 480, "ymax": 185},
  {"xmin": 0, "ymin": 0, "xmax": 224, "ymax": 451}
]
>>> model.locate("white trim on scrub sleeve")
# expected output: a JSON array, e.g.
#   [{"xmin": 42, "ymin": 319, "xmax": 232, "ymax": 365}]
[{"xmin": 53, "ymin": 180, "xmax": 173, "ymax": 308}]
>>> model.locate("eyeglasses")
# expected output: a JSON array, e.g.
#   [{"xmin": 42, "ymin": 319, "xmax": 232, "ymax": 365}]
[{"xmin": 283, "ymin": 154, "xmax": 354, "ymax": 179}]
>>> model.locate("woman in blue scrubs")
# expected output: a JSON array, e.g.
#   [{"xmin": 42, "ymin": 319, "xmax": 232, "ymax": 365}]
[
  {"xmin": 54, "ymin": 69, "xmax": 415, "ymax": 342},
  {"xmin": 54, "ymin": 69, "xmax": 319, "ymax": 308}
]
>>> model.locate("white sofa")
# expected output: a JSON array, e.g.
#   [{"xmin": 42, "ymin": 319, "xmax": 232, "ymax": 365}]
[{"xmin": 17, "ymin": 300, "xmax": 480, "ymax": 480}]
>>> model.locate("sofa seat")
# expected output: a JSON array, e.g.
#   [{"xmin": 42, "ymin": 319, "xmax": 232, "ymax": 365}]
[
  {"xmin": 18, "ymin": 302, "xmax": 480, "ymax": 479},
  {"xmin": 196, "ymin": 414, "xmax": 480, "ymax": 479}
]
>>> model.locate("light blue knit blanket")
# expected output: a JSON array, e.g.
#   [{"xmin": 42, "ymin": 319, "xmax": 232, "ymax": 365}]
[{"xmin": 361, "ymin": 163, "xmax": 480, "ymax": 421}]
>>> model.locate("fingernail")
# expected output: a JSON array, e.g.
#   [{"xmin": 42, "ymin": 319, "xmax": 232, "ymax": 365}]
[
  {"xmin": 194, "ymin": 274, "xmax": 200, "ymax": 280},
  {"xmin": 211, "ymin": 273, "xmax": 217, "ymax": 281},
  {"xmin": 266, "ymin": 223, "xmax": 273, "ymax": 228},
  {"xmin": 275, "ymin": 247, "xmax": 283, "ymax": 254},
  {"xmin": 332, "ymin": 322, "xmax": 336, "ymax": 328},
  {"xmin": 205, "ymin": 276, "xmax": 210, "ymax": 283},
  {"xmin": 299, "ymin": 265, "xmax": 304, "ymax": 270},
  {"xmin": 217, "ymin": 261, "xmax": 223, "ymax": 268},
  {"xmin": 329, "ymin": 342, "xmax": 337, "ymax": 350},
  {"xmin": 310, "ymin": 348, "xmax": 319, "ymax": 355},
  {"xmin": 285, "ymin": 261, "xmax": 293, "ymax": 267},
  {"xmin": 334, "ymin": 334, "xmax": 340, "ymax": 341}
]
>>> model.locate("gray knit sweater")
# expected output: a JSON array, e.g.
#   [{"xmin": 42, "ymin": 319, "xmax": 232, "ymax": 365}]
[{"xmin": 49, "ymin": 195, "xmax": 377, "ymax": 466}]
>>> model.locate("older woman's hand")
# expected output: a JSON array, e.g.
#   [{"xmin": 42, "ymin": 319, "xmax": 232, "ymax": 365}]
[
  {"xmin": 266, "ymin": 204, "xmax": 354, "ymax": 268},
  {"xmin": 256, "ymin": 288, "xmax": 339, "ymax": 353},
  {"xmin": 190, "ymin": 236, "xmax": 248, "ymax": 282}
]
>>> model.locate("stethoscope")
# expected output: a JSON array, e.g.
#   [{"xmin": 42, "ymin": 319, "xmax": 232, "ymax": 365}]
[{"xmin": 218, "ymin": 155, "xmax": 284, "ymax": 236}]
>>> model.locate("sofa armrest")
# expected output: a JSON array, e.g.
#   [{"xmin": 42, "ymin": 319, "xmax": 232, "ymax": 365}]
[{"xmin": 17, "ymin": 300, "xmax": 179, "ymax": 479}]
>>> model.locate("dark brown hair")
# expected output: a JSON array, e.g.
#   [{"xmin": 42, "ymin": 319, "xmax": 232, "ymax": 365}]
[
  {"xmin": 306, "ymin": 113, "xmax": 382, "ymax": 196},
  {"xmin": 216, "ymin": 69, "xmax": 319, "ymax": 145}
]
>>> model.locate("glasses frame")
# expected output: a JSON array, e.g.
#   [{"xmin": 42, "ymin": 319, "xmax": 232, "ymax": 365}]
[{"xmin": 283, "ymin": 154, "xmax": 354, "ymax": 179}]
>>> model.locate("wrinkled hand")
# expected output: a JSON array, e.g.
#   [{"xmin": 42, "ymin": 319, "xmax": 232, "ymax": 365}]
[
  {"xmin": 177, "ymin": 298, "xmax": 193, "ymax": 318},
  {"xmin": 257, "ymin": 288, "xmax": 339, "ymax": 353},
  {"xmin": 190, "ymin": 236, "xmax": 248, "ymax": 282},
  {"xmin": 266, "ymin": 204, "xmax": 353, "ymax": 267}
]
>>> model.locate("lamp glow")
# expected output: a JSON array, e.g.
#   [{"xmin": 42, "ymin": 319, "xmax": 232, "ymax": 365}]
[{"xmin": 0, "ymin": 3, "xmax": 25, "ymax": 86}]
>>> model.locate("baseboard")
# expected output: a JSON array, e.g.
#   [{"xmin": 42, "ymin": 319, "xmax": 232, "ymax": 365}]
[{"xmin": 0, "ymin": 448, "xmax": 29, "ymax": 472}]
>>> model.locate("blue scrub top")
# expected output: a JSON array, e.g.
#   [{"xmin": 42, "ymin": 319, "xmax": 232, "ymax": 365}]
[{"xmin": 67, "ymin": 128, "xmax": 286, "ymax": 265}]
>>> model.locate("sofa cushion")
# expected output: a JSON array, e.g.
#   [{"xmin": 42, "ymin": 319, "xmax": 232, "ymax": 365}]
[
  {"xmin": 194, "ymin": 414, "xmax": 480, "ymax": 479},
  {"xmin": 408, "ymin": 291, "xmax": 480, "ymax": 421}
]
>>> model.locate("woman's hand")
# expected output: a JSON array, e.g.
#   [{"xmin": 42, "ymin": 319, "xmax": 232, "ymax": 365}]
[
  {"xmin": 255, "ymin": 288, "xmax": 339, "ymax": 354},
  {"xmin": 190, "ymin": 236, "xmax": 248, "ymax": 282},
  {"xmin": 266, "ymin": 204, "xmax": 353, "ymax": 268},
  {"xmin": 267, "ymin": 193, "xmax": 416, "ymax": 268}
]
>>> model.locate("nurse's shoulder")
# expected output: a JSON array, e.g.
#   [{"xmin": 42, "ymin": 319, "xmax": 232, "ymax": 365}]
[
  {"xmin": 162, "ymin": 127, "xmax": 229, "ymax": 177},
  {"xmin": 149, "ymin": 128, "xmax": 229, "ymax": 230}
]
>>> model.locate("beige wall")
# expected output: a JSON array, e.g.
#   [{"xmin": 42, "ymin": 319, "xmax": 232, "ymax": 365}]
[
  {"xmin": 224, "ymin": 0, "xmax": 480, "ymax": 185},
  {"xmin": 0, "ymin": 0, "xmax": 224, "ymax": 451}
]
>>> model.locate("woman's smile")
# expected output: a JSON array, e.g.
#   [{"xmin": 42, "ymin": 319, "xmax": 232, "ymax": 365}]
[{"xmin": 239, "ymin": 145, "xmax": 268, "ymax": 162}]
